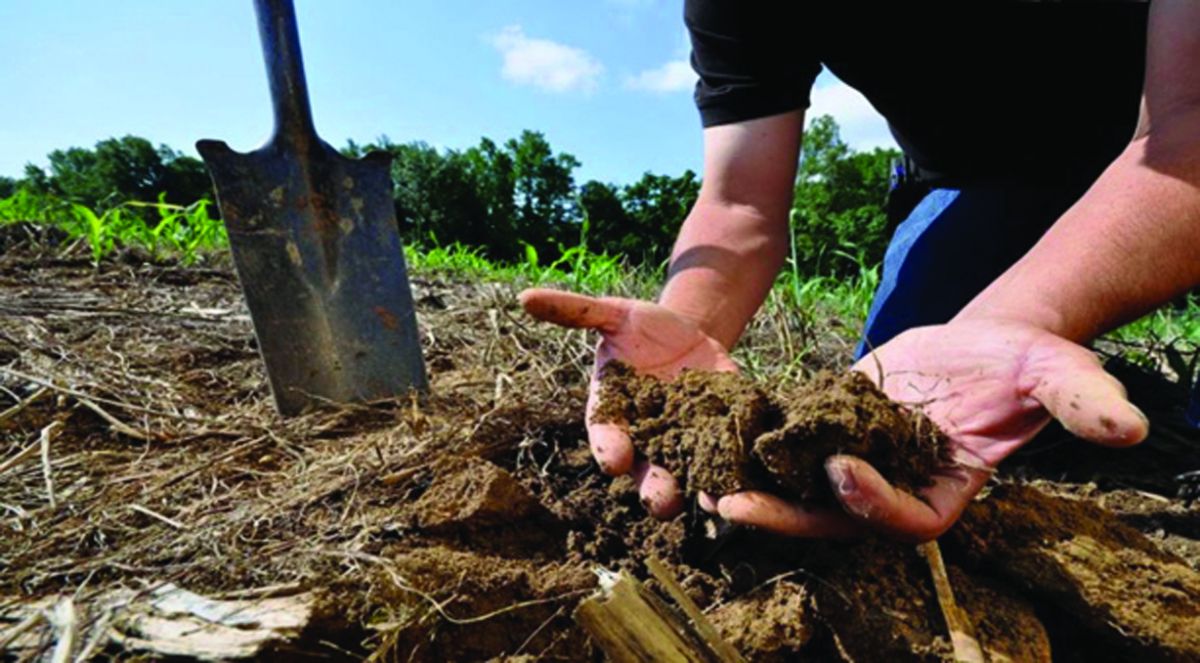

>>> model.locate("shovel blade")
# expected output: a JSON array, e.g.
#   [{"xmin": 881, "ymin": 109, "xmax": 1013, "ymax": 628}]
[{"xmin": 197, "ymin": 138, "xmax": 427, "ymax": 416}]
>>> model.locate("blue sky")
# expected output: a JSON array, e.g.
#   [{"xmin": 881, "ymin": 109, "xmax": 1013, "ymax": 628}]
[{"xmin": 0, "ymin": 0, "xmax": 893, "ymax": 186}]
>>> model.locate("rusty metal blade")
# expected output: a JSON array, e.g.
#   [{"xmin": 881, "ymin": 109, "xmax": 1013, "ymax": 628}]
[
  {"xmin": 196, "ymin": 0, "xmax": 425, "ymax": 416},
  {"xmin": 196, "ymin": 139, "xmax": 427, "ymax": 415}
]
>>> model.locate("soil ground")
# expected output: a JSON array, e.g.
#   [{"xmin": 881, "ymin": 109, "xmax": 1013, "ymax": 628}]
[{"xmin": 2, "ymin": 230, "xmax": 1199, "ymax": 661}]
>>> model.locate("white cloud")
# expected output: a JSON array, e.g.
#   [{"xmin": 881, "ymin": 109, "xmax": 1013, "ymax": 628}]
[
  {"xmin": 490, "ymin": 25, "xmax": 603, "ymax": 94},
  {"xmin": 808, "ymin": 73, "xmax": 896, "ymax": 151},
  {"xmin": 624, "ymin": 59, "xmax": 696, "ymax": 94}
]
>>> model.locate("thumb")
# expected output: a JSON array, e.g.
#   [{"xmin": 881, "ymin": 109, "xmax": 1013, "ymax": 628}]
[
  {"xmin": 519, "ymin": 288, "xmax": 627, "ymax": 333},
  {"xmin": 1027, "ymin": 342, "xmax": 1149, "ymax": 447}
]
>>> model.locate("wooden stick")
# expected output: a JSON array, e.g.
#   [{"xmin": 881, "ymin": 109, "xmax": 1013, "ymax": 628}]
[
  {"xmin": 575, "ymin": 567, "xmax": 744, "ymax": 663},
  {"xmin": 0, "ymin": 386, "xmax": 49, "ymax": 425},
  {"xmin": 0, "ymin": 610, "xmax": 44, "ymax": 651},
  {"xmin": 46, "ymin": 596, "xmax": 78, "ymax": 663},
  {"xmin": 129, "ymin": 504, "xmax": 189, "ymax": 531},
  {"xmin": 0, "ymin": 437, "xmax": 42, "ymax": 477},
  {"xmin": 918, "ymin": 540, "xmax": 984, "ymax": 663},
  {"xmin": 76, "ymin": 397, "xmax": 155, "ymax": 441},
  {"xmin": 645, "ymin": 558, "xmax": 747, "ymax": 663},
  {"xmin": 40, "ymin": 421, "xmax": 63, "ymax": 509}
]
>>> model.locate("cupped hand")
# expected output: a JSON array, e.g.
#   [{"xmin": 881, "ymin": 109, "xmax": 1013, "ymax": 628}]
[
  {"xmin": 713, "ymin": 318, "xmax": 1150, "ymax": 541},
  {"xmin": 519, "ymin": 288, "xmax": 737, "ymax": 518}
]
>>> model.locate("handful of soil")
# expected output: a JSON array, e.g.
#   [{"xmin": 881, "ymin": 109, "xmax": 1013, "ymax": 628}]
[{"xmin": 592, "ymin": 362, "xmax": 952, "ymax": 504}]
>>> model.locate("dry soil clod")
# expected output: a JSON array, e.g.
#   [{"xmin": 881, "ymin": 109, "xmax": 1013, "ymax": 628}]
[{"xmin": 592, "ymin": 362, "xmax": 952, "ymax": 503}]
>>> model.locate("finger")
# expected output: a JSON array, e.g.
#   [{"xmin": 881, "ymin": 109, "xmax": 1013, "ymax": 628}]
[
  {"xmin": 1028, "ymin": 349, "xmax": 1149, "ymax": 447},
  {"xmin": 586, "ymin": 381, "xmax": 634, "ymax": 475},
  {"xmin": 715, "ymin": 491, "xmax": 862, "ymax": 538},
  {"xmin": 825, "ymin": 455, "xmax": 987, "ymax": 542},
  {"xmin": 697, "ymin": 491, "xmax": 720, "ymax": 513},
  {"xmin": 518, "ymin": 288, "xmax": 627, "ymax": 333},
  {"xmin": 632, "ymin": 460, "xmax": 684, "ymax": 519}
]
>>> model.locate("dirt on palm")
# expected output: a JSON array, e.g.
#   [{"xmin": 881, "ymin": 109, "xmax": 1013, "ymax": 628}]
[{"xmin": 592, "ymin": 361, "xmax": 952, "ymax": 503}]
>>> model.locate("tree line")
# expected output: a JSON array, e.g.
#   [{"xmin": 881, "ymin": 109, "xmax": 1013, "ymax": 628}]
[{"xmin": 0, "ymin": 116, "xmax": 899, "ymax": 278}]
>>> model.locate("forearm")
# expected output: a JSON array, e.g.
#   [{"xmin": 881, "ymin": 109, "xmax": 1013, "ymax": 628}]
[
  {"xmin": 958, "ymin": 130, "xmax": 1200, "ymax": 342},
  {"xmin": 659, "ymin": 199, "xmax": 790, "ymax": 349},
  {"xmin": 961, "ymin": 0, "xmax": 1200, "ymax": 342},
  {"xmin": 658, "ymin": 111, "xmax": 803, "ymax": 349}
]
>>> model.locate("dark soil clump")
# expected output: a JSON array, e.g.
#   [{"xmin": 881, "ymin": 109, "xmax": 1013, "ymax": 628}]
[{"xmin": 593, "ymin": 362, "xmax": 952, "ymax": 502}]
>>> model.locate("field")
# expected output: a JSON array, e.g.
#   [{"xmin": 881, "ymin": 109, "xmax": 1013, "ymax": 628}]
[{"xmin": 2, "ymin": 214, "xmax": 1200, "ymax": 661}]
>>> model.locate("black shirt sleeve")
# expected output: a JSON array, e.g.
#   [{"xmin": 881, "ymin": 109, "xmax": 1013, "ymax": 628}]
[{"xmin": 685, "ymin": 0, "xmax": 821, "ymax": 128}]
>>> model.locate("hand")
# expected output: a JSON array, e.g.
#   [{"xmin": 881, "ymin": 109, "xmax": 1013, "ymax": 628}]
[
  {"xmin": 519, "ymin": 288, "xmax": 737, "ymax": 518},
  {"xmin": 713, "ymin": 318, "xmax": 1150, "ymax": 541}
]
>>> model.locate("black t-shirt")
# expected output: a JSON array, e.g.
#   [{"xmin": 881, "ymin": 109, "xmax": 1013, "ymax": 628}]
[{"xmin": 686, "ymin": 2, "xmax": 1149, "ymax": 186}]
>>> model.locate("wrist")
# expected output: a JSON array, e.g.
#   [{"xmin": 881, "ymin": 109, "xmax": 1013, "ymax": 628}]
[
  {"xmin": 658, "ymin": 205, "xmax": 789, "ymax": 349},
  {"xmin": 954, "ymin": 296, "xmax": 1075, "ymax": 340},
  {"xmin": 657, "ymin": 278, "xmax": 741, "ymax": 349}
]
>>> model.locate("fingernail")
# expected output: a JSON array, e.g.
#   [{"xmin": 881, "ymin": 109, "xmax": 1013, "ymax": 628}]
[
  {"xmin": 1130, "ymin": 403, "xmax": 1150, "ymax": 427},
  {"xmin": 716, "ymin": 499, "xmax": 737, "ymax": 522},
  {"xmin": 827, "ymin": 459, "xmax": 857, "ymax": 496}
]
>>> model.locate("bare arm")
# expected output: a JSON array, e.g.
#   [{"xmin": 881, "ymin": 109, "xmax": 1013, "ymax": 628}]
[
  {"xmin": 659, "ymin": 110, "xmax": 805, "ymax": 349},
  {"xmin": 958, "ymin": 0, "xmax": 1200, "ymax": 340},
  {"xmin": 517, "ymin": 110, "xmax": 805, "ymax": 519}
]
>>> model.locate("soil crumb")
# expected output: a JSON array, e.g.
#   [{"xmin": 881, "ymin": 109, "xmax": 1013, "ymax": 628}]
[
  {"xmin": 708, "ymin": 580, "xmax": 813, "ymax": 662},
  {"xmin": 594, "ymin": 362, "xmax": 951, "ymax": 502}
]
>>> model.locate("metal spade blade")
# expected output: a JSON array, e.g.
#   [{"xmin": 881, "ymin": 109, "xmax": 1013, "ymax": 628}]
[{"xmin": 197, "ymin": 0, "xmax": 426, "ymax": 416}]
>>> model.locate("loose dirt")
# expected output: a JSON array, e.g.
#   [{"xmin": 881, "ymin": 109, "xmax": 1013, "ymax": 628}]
[
  {"xmin": 2, "ymin": 233, "xmax": 1199, "ymax": 661},
  {"xmin": 593, "ymin": 361, "xmax": 951, "ymax": 502}
]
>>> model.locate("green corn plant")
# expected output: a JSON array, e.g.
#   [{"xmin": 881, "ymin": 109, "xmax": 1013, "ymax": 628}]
[{"xmin": 67, "ymin": 203, "xmax": 119, "ymax": 265}]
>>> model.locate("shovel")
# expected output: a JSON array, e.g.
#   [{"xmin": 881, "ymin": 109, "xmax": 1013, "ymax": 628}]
[{"xmin": 197, "ymin": 0, "xmax": 427, "ymax": 416}]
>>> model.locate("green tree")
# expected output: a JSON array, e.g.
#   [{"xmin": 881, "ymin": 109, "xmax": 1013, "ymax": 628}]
[
  {"xmin": 579, "ymin": 180, "xmax": 631, "ymax": 253},
  {"xmin": 161, "ymin": 153, "xmax": 211, "ymax": 207},
  {"xmin": 0, "ymin": 177, "xmax": 14, "ymax": 199},
  {"xmin": 505, "ymin": 130, "xmax": 580, "ymax": 250},
  {"xmin": 462, "ymin": 137, "xmax": 519, "ymax": 256},
  {"xmin": 791, "ymin": 115, "xmax": 898, "ymax": 277},
  {"xmin": 619, "ymin": 170, "xmax": 700, "ymax": 264},
  {"xmin": 23, "ymin": 136, "xmax": 212, "ymax": 210},
  {"xmin": 349, "ymin": 132, "xmax": 584, "ymax": 262},
  {"xmin": 373, "ymin": 139, "xmax": 490, "ymax": 249}
]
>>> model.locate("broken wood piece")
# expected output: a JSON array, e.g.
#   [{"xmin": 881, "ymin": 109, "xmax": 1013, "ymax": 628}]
[
  {"xmin": 645, "ymin": 558, "xmax": 747, "ymax": 663},
  {"xmin": 1, "ymin": 583, "xmax": 317, "ymax": 661},
  {"xmin": 575, "ymin": 567, "xmax": 745, "ymax": 663},
  {"xmin": 46, "ymin": 596, "xmax": 78, "ymax": 663},
  {"xmin": 40, "ymin": 420, "xmax": 62, "ymax": 508},
  {"xmin": 111, "ymin": 584, "xmax": 315, "ymax": 659},
  {"xmin": 918, "ymin": 540, "xmax": 984, "ymax": 663}
]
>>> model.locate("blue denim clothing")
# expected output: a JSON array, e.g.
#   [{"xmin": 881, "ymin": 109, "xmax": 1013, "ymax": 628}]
[{"xmin": 853, "ymin": 183, "xmax": 1200, "ymax": 427}]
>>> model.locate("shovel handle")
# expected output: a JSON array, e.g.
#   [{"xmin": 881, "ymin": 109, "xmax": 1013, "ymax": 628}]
[{"xmin": 254, "ymin": 0, "xmax": 317, "ymax": 147}]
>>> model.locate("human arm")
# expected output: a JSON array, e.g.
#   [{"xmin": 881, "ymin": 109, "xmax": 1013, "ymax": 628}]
[
  {"xmin": 660, "ymin": 111, "xmax": 804, "ymax": 348},
  {"xmin": 956, "ymin": 0, "xmax": 1200, "ymax": 339},
  {"xmin": 520, "ymin": 111, "xmax": 805, "ymax": 517},
  {"xmin": 717, "ymin": 0, "xmax": 1200, "ymax": 541}
]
